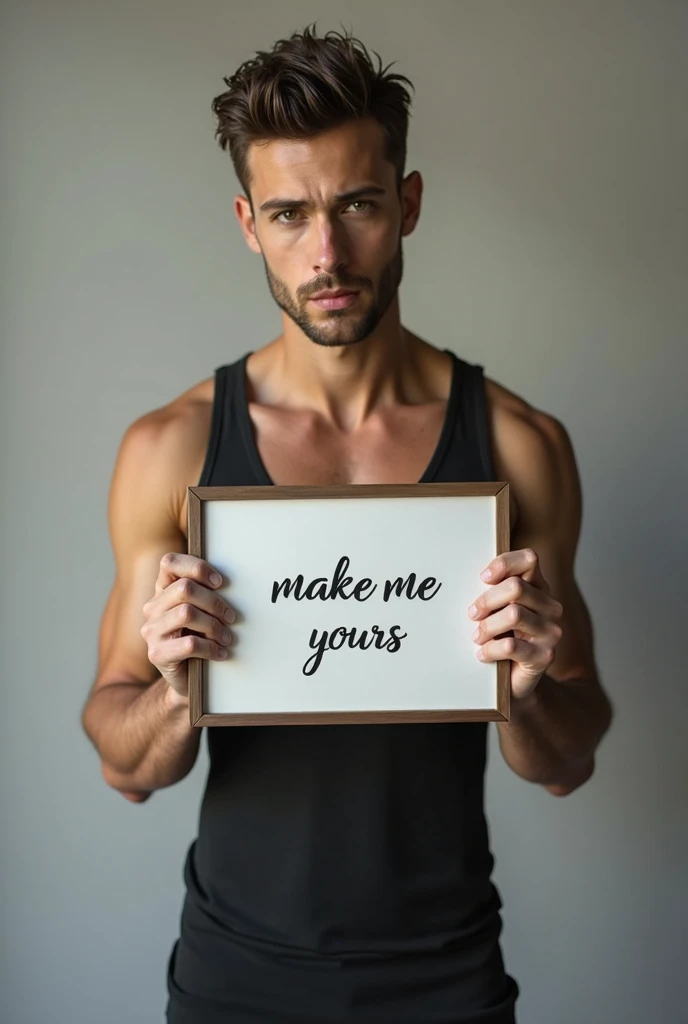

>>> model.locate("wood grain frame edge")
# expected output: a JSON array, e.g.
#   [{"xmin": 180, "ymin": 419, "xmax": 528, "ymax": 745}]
[{"xmin": 192, "ymin": 482, "xmax": 511, "ymax": 725}]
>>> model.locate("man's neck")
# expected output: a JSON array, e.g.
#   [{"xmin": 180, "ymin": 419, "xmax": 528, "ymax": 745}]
[{"xmin": 252, "ymin": 310, "xmax": 433, "ymax": 430}]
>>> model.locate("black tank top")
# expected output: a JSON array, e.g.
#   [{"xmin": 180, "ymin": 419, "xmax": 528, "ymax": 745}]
[{"xmin": 166, "ymin": 350, "xmax": 519, "ymax": 1024}]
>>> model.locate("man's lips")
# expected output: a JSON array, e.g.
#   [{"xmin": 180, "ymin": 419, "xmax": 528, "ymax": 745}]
[{"xmin": 309, "ymin": 290, "xmax": 360, "ymax": 310}]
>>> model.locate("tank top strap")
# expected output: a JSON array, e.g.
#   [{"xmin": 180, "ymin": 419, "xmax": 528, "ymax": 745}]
[
  {"xmin": 198, "ymin": 350, "xmax": 496, "ymax": 488},
  {"xmin": 462, "ymin": 358, "xmax": 497, "ymax": 481},
  {"xmin": 197, "ymin": 355, "xmax": 256, "ymax": 487},
  {"xmin": 197, "ymin": 364, "xmax": 228, "ymax": 487},
  {"xmin": 429, "ymin": 350, "xmax": 497, "ymax": 484}
]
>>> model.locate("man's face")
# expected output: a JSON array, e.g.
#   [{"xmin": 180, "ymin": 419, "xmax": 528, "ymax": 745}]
[{"xmin": 235, "ymin": 118, "xmax": 421, "ymax": 348}]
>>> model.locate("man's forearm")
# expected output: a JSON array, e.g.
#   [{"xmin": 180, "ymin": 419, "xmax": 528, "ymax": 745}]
[
  {"xmin": 496, "ymin": 673, "xmax": 613, "ymax": 788},
  {"xmin": 82, "ymin": 678, "xmax": 201, "ymax": 793}
]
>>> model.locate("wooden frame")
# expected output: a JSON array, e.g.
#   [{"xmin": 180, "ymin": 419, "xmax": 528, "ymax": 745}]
[{"xmin": 187, "ymin": 483, "xmax": 510, "ymax": 727}]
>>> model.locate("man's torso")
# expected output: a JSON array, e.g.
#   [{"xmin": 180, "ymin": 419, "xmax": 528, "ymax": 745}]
[
  {"xmin": 164, "ymin": 335, "xmax": 525, "ymax": 543},
  {"xmin": 161, "ymin": 334, "xmax": 533, "ymax": 1021}
]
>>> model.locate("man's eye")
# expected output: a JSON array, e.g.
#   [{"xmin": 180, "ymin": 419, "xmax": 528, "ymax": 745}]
[
  {"xmin": 275, "ymin": 210, "xmax": 301, "ymax": 223},
  {"xmin": 274, "ymin": 201, "xmax": 376, "ymax": 224}
]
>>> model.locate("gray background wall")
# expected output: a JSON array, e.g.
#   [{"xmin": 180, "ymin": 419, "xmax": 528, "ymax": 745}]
[{"xmin": 1, "ymin": 1, "xmax": 686, "ymax": 1022}]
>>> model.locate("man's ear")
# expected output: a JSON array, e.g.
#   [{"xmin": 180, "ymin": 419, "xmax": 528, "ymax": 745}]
[
  {"xmin": 234, "ymin": 194, "xmax": 262, "ymax": 254},
  {"xmin": 400, "ymin": 170, "xmax": 423, "ymax": 238}
]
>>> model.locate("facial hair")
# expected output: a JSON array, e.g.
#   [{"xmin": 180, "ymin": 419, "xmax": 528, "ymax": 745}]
[{"xmin": 261, "ymin": 238, "xmax": 404, "ymax": 348}]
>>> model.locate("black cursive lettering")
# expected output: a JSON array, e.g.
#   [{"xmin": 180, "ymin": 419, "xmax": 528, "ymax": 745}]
[{"xmin": 301, "ymin": 624, "xmax": 408, "ymax": 676}]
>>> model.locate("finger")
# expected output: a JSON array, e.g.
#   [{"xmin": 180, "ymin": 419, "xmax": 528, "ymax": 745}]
[
  {"xmin": 154, "ymin": 552, "xmax": 224, "ymax": 598},
  {"xmin": 157, "ymin": 601, "xmax": 233, "ymax": 649},
  {"xmin": 148, "ymin": 631, "xmax": 230, "ymax": 674},
  {"xmin": 148, "ymin": 576, "xmax": 235, "ymax": 625},
  {"xmin": 481, "ymin": 548, "xmax": 548, "ymax": 590},
  {"xmin": 469, "ymin": 576, "xmax": 562, "ymax": 623},
  {"xmin": 471, "ymin": 603, "xmax": 559, "ymax": 645},
  {"xmin": 476, "ymin": 635, "xmax": 556, "ymax": 673}
]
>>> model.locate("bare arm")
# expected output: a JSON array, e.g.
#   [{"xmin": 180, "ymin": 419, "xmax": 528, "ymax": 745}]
[
  {"xmin": 477, "ymin": 402, "xmax": 613, "ymax": 795},
  {"xmin": 495, "ymin": 579, "xmax": 610, "ymax": 795},
  {"xmin": 81, "ymin": 409, "xmax": 232, "ymax": 801},
  {"xmin": 85, "ymin": 678, "xmax": 200, "ymax": 801}
]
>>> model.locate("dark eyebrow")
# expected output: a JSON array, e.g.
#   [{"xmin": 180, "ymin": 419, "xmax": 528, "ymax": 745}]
[{"xmin": 259, "ymin": 186, "xmax": 387, "ymax": 213}]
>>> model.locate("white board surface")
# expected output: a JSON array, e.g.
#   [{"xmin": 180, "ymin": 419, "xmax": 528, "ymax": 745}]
[{"xmin": 201, "ymin": 493, "xmax": 500, "ymax": 716}]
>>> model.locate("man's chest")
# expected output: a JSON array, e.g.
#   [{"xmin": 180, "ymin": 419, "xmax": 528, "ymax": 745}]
[
  {"xmin": 247, "ymin": 400, "xmax": 449, "ymax": 486},
  {"xmin": 178, "ymin": 378, "xmax": 520, "ymax": 533}
]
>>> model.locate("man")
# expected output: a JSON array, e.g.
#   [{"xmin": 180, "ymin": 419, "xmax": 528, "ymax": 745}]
[{"xmin": 81, "ymin": 25, "xmax": 613, "ymax": 1024}]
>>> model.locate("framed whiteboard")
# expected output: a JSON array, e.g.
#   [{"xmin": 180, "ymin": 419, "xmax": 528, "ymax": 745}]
[{"xmin": 187, "ymin": 483, "xmax": 510, "ymax": 727}]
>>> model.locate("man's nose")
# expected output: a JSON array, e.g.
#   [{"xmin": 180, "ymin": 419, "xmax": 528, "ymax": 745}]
[{"xmin": 311, "ymin": 217, "xmax": 349, "ymax": 276}]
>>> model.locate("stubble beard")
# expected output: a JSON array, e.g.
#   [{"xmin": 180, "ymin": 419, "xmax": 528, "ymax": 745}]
[{"xmin": 262, "ymin": 240, "xmax": 404, "ymax": 349}]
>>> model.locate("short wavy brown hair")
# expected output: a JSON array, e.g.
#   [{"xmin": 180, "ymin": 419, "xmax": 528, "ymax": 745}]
[{"xmin": 211, "ymin": 24, "xmax": 414, "ymax": 201}]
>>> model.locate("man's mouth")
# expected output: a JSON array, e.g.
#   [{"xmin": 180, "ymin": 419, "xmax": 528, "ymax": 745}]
[{"xmin": 309, "ymin": 290, "xmax": 360, "ymax": 310}]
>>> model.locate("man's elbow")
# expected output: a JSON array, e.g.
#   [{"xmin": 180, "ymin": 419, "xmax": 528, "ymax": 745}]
[
  {"xmin": 101, "ymin": 760, "xmax": 152, "ymax": 804},
  {"xmin": 543, "ymin": 755, "xmax": 596, "ymax": 797},
  {"xmin": 119, "ymin": 789, "xmax": 152, "ymax": 803},
  {"xmin": 544, "ymin": 682, "xmax": 613, "ymax": 796}
]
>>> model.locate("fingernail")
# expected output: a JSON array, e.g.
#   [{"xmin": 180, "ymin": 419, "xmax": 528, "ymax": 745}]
[
  {"xmin": 224, "ymin": 607, "xmax": 235, "ymax": 623},
  {"xmin": 209, "ymin": 571, "xmax": 222, "ymax": 586},
  {"xmin": 481, "ymin": 569, "xmax": 492, "ymax": 582},
  {"xmin": 221, "ymin": 628, "xmax": 231, "ymax": 644},
  {"xmin": 468, "ymin": 604, "xmax": 478, "ymax": 618},
  {"xmin": 218, "ymin": 647, "xmax": 228, "ymax": 658},
  {"xmin": 471, "ymin": 628, "xmax": 481, "ymax": 642}
]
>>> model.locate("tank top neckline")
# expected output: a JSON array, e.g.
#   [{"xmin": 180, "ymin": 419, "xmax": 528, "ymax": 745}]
[{"xmin": 233, "ymin": 348, "xmax": 463, "ymax": 487}]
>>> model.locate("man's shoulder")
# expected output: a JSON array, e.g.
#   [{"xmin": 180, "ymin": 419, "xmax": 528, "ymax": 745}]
[
  {"xmin": 483, "ymin": 373, "xmax": 579, "ymax": 535},
  {"xmin": 484, "ymin": 374, "xmax": 569, "ymax": 457},
  {"xmin": 123, "ymin": 374, "xmax": 214, "ymax": 457},
  {"xmin": 116, "ymin": 373, "xmax": 218, "ymax": 536}
]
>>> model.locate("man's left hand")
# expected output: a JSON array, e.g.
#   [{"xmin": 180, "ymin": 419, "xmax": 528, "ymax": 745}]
[{"xmin": 468, "ymin": 548, "xmax": 564, "ymax": 700}]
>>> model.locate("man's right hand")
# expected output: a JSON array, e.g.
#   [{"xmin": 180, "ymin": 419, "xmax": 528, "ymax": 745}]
[{"xmin": 140, "ymin": 552, "xmax": 235, "ymax": 700}]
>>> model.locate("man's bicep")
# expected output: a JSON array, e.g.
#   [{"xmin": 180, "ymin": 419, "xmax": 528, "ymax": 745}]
[
  {"xmin": 509, "ymin": 411, "xmax": 598, "ymax": 681},
  {"xmin": 92, "ymin": 415, "xmax": 187, "ymax": 695},
  {"xmin": 93, "ymin": 554, "xmax": 172, "ymax": 694},
  {"xmin": 545, "ymin": 568, "xmax": 598, "ymax": 683}
]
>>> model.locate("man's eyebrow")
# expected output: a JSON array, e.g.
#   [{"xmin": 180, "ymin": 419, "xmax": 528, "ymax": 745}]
[{"xmin": 259, "ymin": 186, "xmax": 387, "ymax": 213}]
